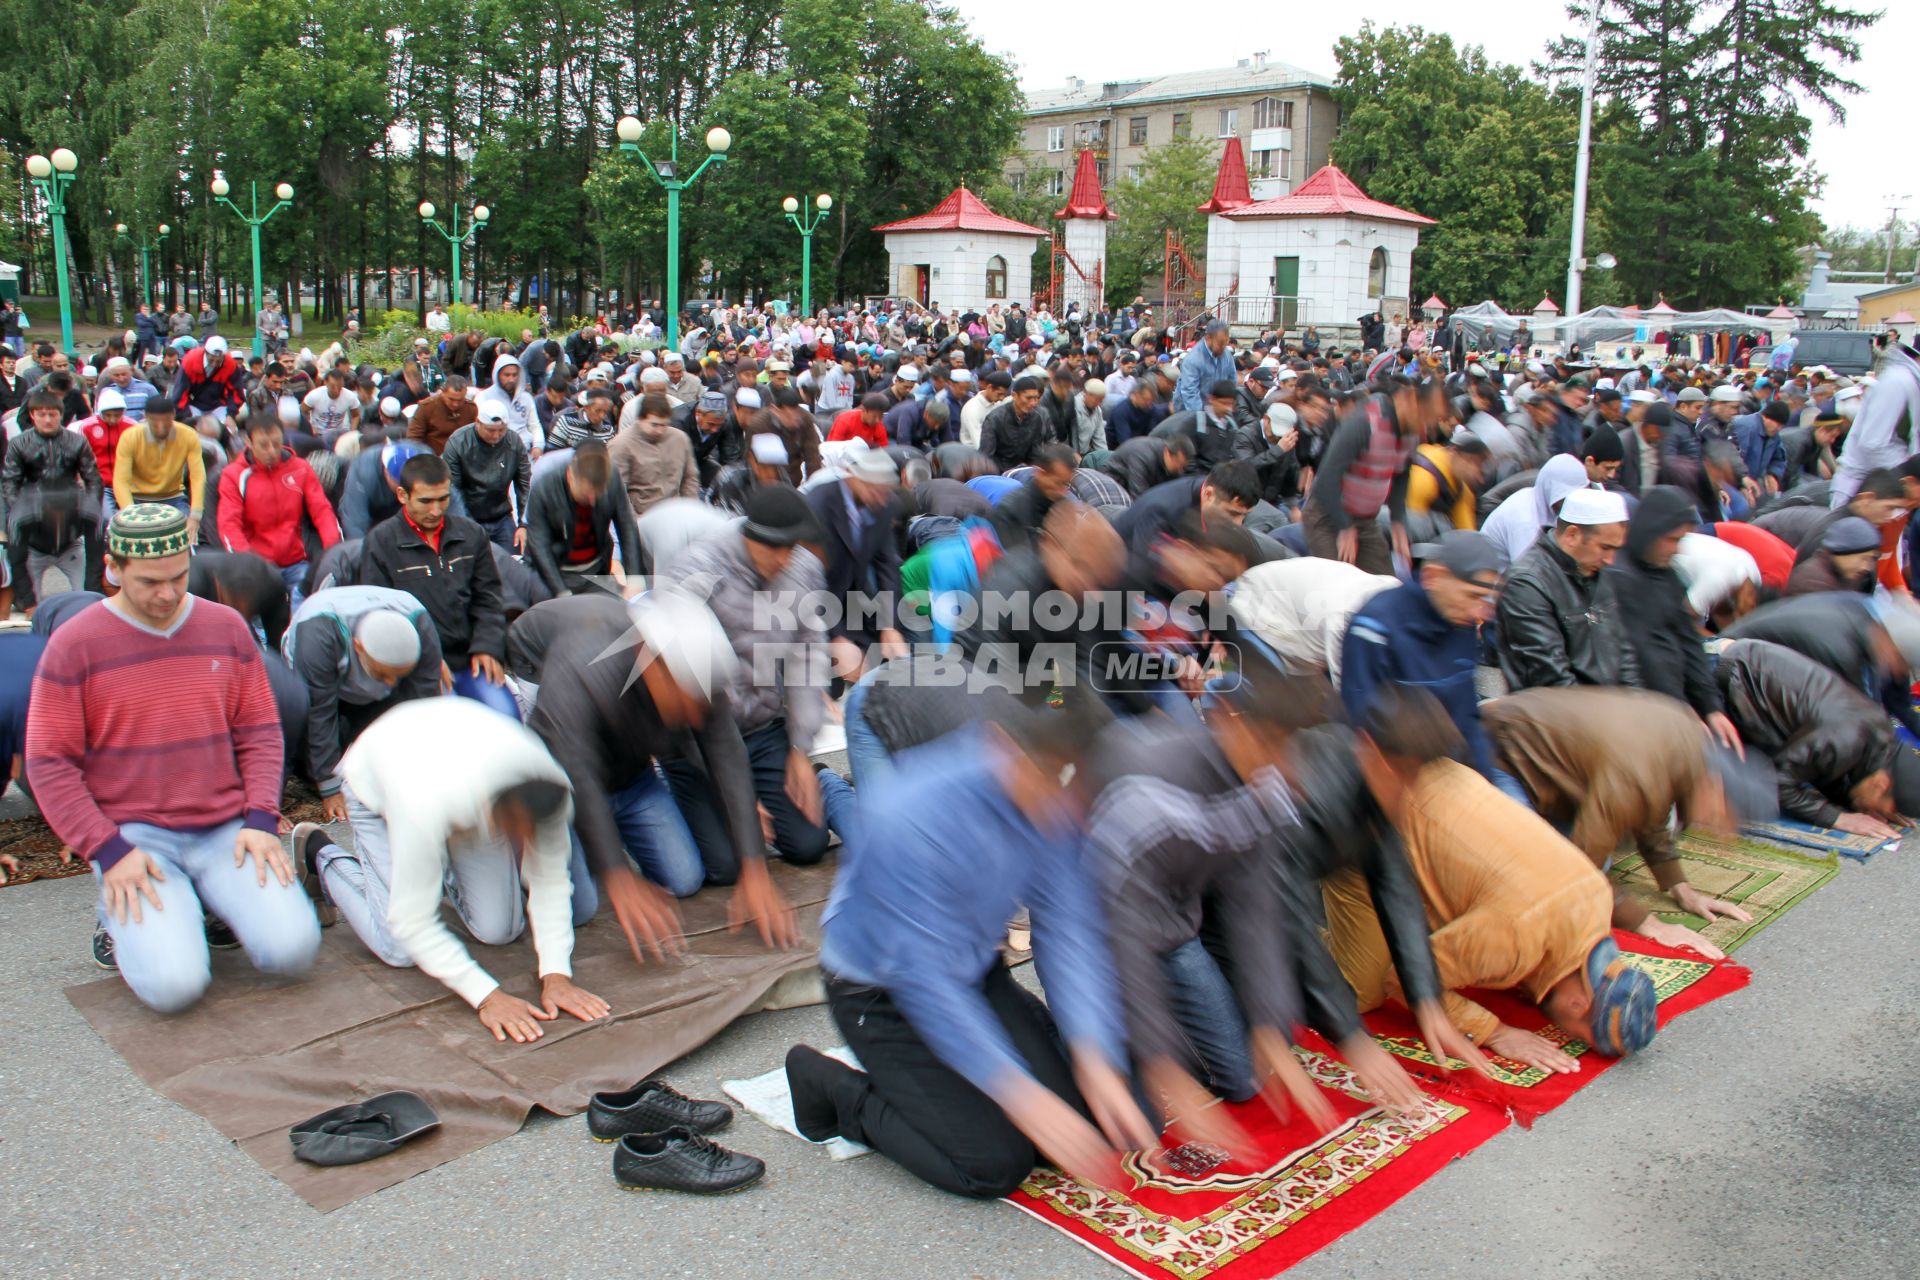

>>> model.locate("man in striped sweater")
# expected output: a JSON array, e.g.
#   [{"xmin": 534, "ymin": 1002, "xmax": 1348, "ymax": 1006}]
[{"xmin": 25, "ymin": 504, "xmax": 320, "ymax": 1012}]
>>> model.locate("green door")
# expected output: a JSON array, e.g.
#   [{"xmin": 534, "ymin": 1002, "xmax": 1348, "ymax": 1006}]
[{"xmin": 1273, "ymin": 257, "xmax": 1300, "ymax": 329}]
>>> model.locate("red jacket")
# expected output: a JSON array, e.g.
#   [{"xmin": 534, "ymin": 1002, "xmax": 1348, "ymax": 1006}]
[
  {"xmin": 827, "ymin": 409, "xmax": 889, "ymax": 449},
  {"xmin": 216, "ymin": 448, "xmax": 341, "ymax": 567},
  {"xmin": 72, "ymin": 414, "xmax": 131, "ymax": 480}
]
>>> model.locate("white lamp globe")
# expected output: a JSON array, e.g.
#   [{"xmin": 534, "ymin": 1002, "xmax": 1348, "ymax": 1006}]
[
  {"xmin": 706, "ymin": 127, "xmax": 731, "ymax": 154},
  {"xmin": 617, "ymin": 116, "xmax": 643, "ymax": 143}
]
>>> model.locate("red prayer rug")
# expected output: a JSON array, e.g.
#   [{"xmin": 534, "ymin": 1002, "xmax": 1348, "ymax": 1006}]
[
  {"xmin": 1005, "ymin": 1047, "xmax": 1509, "ymax": 1280},
  {"xmin": 1361, "ymin": 929, "xmax": 1751, "ymax": 1125}
]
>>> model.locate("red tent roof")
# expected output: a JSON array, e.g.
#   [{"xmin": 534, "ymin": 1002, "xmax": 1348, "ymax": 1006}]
[
  {"xmin": 1422, "ymin": 294, "xmax": 1447, "ymax": 310},
  {"xmin": 1197, "ymin": 138, "xmax": 1252, "ymax": 214},
  {"xmin": 872, "ymin": 187, "xmax": 1048, "ymax": 237},
  {"xmin": 1055, "ymin": 149, "xmax": 1114, "ymax": 220},
  {"xmin": 1765, "ymin": 304, "xmax": 1797, "ymax": 320},
  {"xmin": 1223, "ymin": 163, "xmax": 1434, "ymax": 225}
]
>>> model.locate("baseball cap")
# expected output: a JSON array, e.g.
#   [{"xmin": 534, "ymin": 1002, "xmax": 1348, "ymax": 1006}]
[{"xmin": 1414, "ymin": 529, "xmax": 1506, "ymax": 587}]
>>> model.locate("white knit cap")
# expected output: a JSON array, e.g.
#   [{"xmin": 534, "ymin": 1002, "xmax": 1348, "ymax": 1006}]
[
  {"xmin": 96, "ymin": 387, "xmax": 127, "ymax": 412},
  {"xmin": 354, "ymin": 609, "xmax": 422, "ymax": 668},
  {"xmin": 627, "ymin": 591, "xmax": 738, "ymax": 703},
  {"xmin": 1558, "ymin": 487, "xmax": 1629, "ymax": 526}
]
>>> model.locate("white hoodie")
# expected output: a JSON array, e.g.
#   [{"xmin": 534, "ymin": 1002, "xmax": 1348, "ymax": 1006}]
[{"xmin": 476, "ymin": 352, "xmax": 543, "ymax": 452}]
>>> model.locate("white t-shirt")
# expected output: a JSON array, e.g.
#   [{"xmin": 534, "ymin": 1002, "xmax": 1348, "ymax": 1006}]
[{"xmin": 303, "ymin": 386, "xmax": 357, "ymax": 438}]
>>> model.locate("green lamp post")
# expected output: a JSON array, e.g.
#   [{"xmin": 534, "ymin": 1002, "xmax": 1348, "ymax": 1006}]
[
  {"xmin": 210, "ymin": 176, "xmax": 294, "ymax": 359},
  {"xmin": 115, "ymin": 220, "xmax": 170, "ymax": 306},
  {"xmin": 419, "ymin": 200, "xmax": 489, "ymax": 308},
  {"xmin": 781, "ymin": 193, "xmax": 833, "ymax": 318},
  {"xmin": 614, "ymin": 115, "xmax": 731, "ymax": 348},
  {"xmin": 24, "ymin": 148, "xmax": 79, "ymax": 354}
]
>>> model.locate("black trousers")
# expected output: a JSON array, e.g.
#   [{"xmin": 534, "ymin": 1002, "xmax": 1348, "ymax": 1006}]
[
  {"xmin": 661, "ymin": 719, "xmax": 830, "ymax": 883},
  {"xmin": 824, "ymin": 965, "xmax": 1088, "ymax": 1199}
]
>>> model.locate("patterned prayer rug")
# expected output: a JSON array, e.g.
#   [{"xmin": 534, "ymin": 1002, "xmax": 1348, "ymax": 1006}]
[
  {"xmin": 1740, "ymin": 818, "xmax": 1898, "ymax": 861},
  {"xmin": 1005, "ymin": 1047, "xmax": 1509, "ymax": 1280},
  {"xmin": 1610, "ymin": 832, "xmax": 1840, "ymax": 953},
  {"xmin": 1361, "ymin": 930, "xmax": 1751, "ymax": 1125}
]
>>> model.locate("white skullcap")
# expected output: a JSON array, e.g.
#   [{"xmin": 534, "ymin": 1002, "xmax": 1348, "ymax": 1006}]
[
  {"xmin": 1558, "ymin": 487, "xmax": 1629, "ymax": 526},
  {"xmin": 628, "ymin": 590, "xmax": 738, "ymax": 703},
  {"xmin": 96, "ymin": 387, "xmax": 127, "ymax": 412},
  {"xmin": 735, "ymin": 387, "xmax": 763, "ymax": 410},
  {"xmin": 380, "ymin": 396, "xmax": 402, "ymax": 419},
  {"xmin": 1083, "ymin": 378, "xmax": 1107, "ymax": 398},
  {"xmin": 950, "ymin": 368, "xmax": 974, "ymax": 384},
  {"xmin": 896, "ymin": 365, "xmax": 921, "ymax": 383},
  {"xmin": 749, "ymin": 433, "xmax": 788, "ymax": 465},
  {"xmin": 640, "ymin": 367, "xmax": 670, "ymax": 386},
  {"xmin": 104, "ymin": 356, "xmax": 131, "ymax": 372},
  {"xmin": 1709, "ymin": 385, "xmax": 1742, "ymax": 403},
  {"xmin": 1260, "ymin": 356, "xmax": 1281, "ymax": 369},
  {"xmin": 1628, "ymin": 389, "xmax": 1660, "ymax": 404},
  {"xmin": 354, "ymin": 609, "xmax": 422, "ymax": 668}
]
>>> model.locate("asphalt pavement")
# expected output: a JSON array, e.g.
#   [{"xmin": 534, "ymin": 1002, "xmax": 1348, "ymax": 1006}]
[{"xmin": 3, "ymin": 802, "xmax": 1914, "ymax": 1279}]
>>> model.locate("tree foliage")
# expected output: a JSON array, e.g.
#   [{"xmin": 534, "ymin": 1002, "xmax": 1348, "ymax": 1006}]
[{"xmin": 1104, "ymin": 137, "xmax": 1217, "ymax": 308}]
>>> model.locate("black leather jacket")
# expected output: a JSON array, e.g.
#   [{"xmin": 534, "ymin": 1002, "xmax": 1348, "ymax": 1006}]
[
  {"xmin": 1276, "ymin": 726, "xmax": 1444, "ymax": 1042},
  {"xmin": 1, "ymin": 425, "xmax": 103, "ymax": 535},
  {"xmin": 1496, "ymin": 536, "xmax": 1643, "ymax": 691},
  {"xmin": 1713, "ymin": 639, "xmax": 1897, "ymax": 826}
]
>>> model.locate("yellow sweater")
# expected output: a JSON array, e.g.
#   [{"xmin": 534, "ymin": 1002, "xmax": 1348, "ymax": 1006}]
[{"xmin": 114, "ymin": 423, "xmax": 206, "ymax": 511}]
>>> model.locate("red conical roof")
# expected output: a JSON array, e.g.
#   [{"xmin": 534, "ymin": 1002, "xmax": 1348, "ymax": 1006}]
[
  {"xmin": 1223, "ymin": 163, "xmax": 1434, "ymax": 225},
  {"xmin": 1055, "ymin": 149, "xmax": 1115, "ymax": 220},
  {"xmin": 1198, "ymin": 138, "xmax": 1252, "ymax": 214},
  {"xmin": 872, "ymin": 187, "xmax": 1049, "ymax": 237}
]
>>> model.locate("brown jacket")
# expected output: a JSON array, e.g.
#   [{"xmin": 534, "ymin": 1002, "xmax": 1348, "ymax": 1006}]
[
  {"xmin": 607, "ymin": 424, "xmax": 698, "ymax": 518},
  {"xmin": 743, "ymin": 407, "xmax": 822, "ymax": 486},
  {"xmin": 407, "ymin": 396, "xmax": 478, "ymax": 455},
  {"xmin": 1353, "ymin": 760, "xmax": 1612, "ymax": 1042},
  {"xmin": 1481, "ymin": 687, "xmax": 1705, "ymax": 904}
]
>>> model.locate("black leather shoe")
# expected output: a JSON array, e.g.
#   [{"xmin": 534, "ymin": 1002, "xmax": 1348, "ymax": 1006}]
[
  {"xmin": 613, "ymin": 1127, "xmax": 765, "ymax": 1195},
  {"xmin": 785, "ymin": 1044, "xmax": 860, "ymax": 1143},
  {"xmin": 588, "ymin": 1079, "xmax": 733, "ymax": 1142},
  {"xmin": 91, "ymin": 927, "xmax": 117, "ymax": 971},
  {"xmin": 204, "ymin": 913, "xmax": 240, "ymax": 950}
]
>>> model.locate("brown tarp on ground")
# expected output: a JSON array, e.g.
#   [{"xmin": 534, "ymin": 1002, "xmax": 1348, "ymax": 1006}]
[{"xmin": 66, "ymin": 861, "xmax": 835, "ymax": 1212}]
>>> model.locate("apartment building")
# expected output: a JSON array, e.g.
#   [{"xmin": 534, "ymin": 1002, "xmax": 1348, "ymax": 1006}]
[{"xmin": 1007, "ymin": 52, "xmax": 1338, "ymax": 203}]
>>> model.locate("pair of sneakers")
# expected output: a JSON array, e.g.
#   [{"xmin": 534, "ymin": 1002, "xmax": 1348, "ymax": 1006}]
[
  {"xmin": 589, "ymin": 1080, "xmax": 765, "ymax": 1194},
  {"xmin": 90, "ymin": 914, "xmax": 239, "ymax": 970}
]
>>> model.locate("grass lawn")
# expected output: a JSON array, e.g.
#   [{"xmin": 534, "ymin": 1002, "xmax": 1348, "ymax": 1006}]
[{"xmin": 16, "ymin": 295, "xmax": 351, "ymax": 355}]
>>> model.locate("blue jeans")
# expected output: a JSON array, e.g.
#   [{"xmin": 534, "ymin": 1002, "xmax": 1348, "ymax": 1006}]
[
  {"xmin": 451, "ymin": 668, "xmax": 521, "ymax": 721},
  {"xmin": 568, "ymin": 766, "xmax": 707, "ymax": 899},
  {"xmin": 1489, "ymin": 767, "xmax": 1533, "ymax": 806},
  {"xmin": 1161, "ymin": 937, "xmax": 1259, "ymax": 1102},
  {"xmin": 278, "ymin": 560, "xmax": 308, "ymax": 613},
  {"xmin": 843, "ymin": 671, "xmax": 892, "ymax": 790},
  {"xmin": 97, "ymin": 819, "xmax": 322, "ymax": 1013},
  {"xmin": 474, "ymin": 513, "xmax": 518, "ymax": 553},
  {"xmin": 661, "ymin": 719, "xmax": 855, "ymax": 884}
]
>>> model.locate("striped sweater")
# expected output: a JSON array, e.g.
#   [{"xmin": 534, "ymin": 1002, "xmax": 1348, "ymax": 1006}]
[{"xmin": 24, "ymin": 596, "xmax": 282, "ymax": 870}]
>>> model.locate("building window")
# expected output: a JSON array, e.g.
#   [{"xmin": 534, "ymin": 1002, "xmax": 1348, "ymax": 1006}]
[
  {"xmin": 1218, "ymin": 108, "xmax": 1239, "ymax": 137},
  {"xmin": 1074, "ymin": 119, "xmax": 1106, "ymax": 148},
  {"xmin": 986, "ymin": 255, "xmax": 1008, "ymax": 300},
  {"xmin": 1129, "ymin": 116, "xmax": 1148, "ymax": 146},
  {"xmin": 1008, "ymin": 171, "xmax": 1026, "ymax": 194},
  {"xmin": 1046, "ymin": 125, "xmax": 1065, "ymax": 152},
  {"xmin": 1126, "ymin": 164, "xmax": 1144, "ymax": 184},
  {"xmin": 1251, "ymin": 148, "xmax": 1289, "ymax": 179},
  {"xmin": 1171, "ymin": 112, "xmax": 1190, "ymax": 139},
  {"xmin": 1046, "ymin": 169, "xmax": 1066, "ymax": 196},
  {"xmin": 1368, "ymin": 246, "xmax": 1388, "ymax": 299},
  {"xmin": 1253, "ymin": 97, "xmax": 1294, "ymax": 129}
]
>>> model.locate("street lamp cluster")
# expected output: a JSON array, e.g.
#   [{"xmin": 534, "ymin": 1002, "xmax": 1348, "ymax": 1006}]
[
  {"xmin": 210, "ymin": 176, "xmax": 295, "ymax": 358},
  {"xmin": 24, "ymin": 148, "xmax": 80, "ymax": 352},
  {"xmin": 24, "ymin": 118, "xmax": 824, "ymax": 355},
  {"xmin": 419, "ymin": 200, "xmax": 490, "ymax": 308},
  {"xmin": 782, "ymin": 193, "xmax": 833, "ymax": 318},
  {"xmin": 615, "ymin": 115, "xmax": 732, "ymax": 347}
]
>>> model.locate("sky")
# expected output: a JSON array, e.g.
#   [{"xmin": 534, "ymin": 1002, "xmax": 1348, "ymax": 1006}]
[{"xmin": 943, "ymin": 0, "xmax": 1912, "ymax": 236}]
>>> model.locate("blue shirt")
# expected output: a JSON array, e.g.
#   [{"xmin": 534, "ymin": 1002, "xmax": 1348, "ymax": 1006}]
[
  {"xmin": 1173, "ymin": 341, "xmax": 1237, "ymax": 412},
  {"xmin": 1341, "ymin": 581, "xmax": 1494, "ymax": 778},
  {"xmin": 819, "ymin": 728, "xmax": 1127, "ymax": 1096}
]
